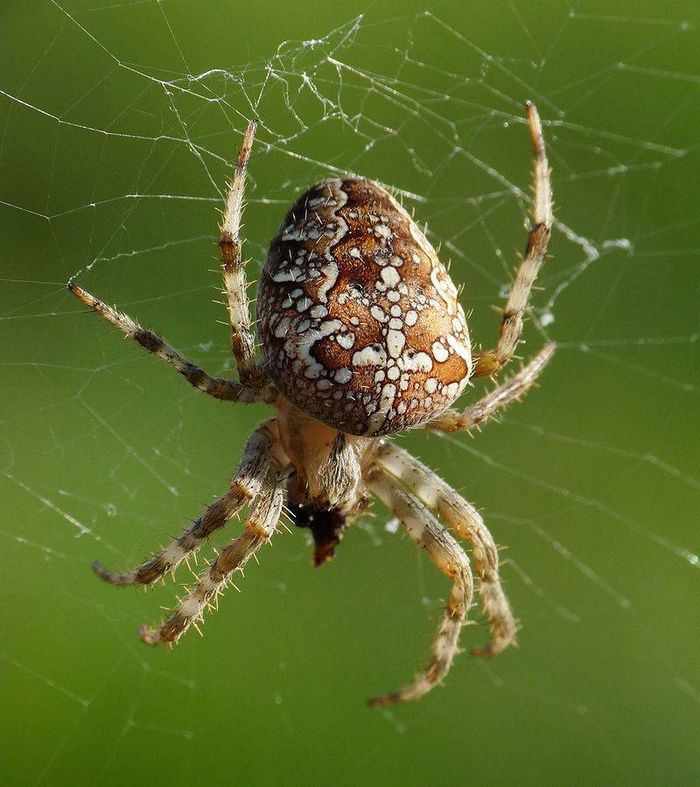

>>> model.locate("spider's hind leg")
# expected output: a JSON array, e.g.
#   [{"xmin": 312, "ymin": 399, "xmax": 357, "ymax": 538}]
[
  {"xmin": 68, "ymin": 283, "xmax": 272, "ymax": 403},
  {"xmin": 427, "ymin": 342, "xmax": 555, "ymax": 434},
  {"xmin": 472, "ymin": 102, "xmax": 552, "ymax": 379},
  {"xmin": 219, "ymin": 119, "xmax": 267, "ymax": 389}
]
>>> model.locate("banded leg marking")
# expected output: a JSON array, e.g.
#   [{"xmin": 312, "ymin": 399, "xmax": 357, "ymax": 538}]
[
  {"xmin": 93, "ymin": 422, "xmax": 278, "ymax": 587},
  {"xmin": 68, "ymin": 283, "xmax": 271, "ymax": 403},
  {"xmin": 219, "ymin": 120, "xmax": 265, "ymax": 389},
  {"xmin": 473, "ymin": 102, "xmax": 553, "ymax": 378},
  {"xmin": 367, "ymin": 466, "xmax": 474, "ymax": 706},
  {"xmin": 373, "ymin": 441, "xmax": 517, "ymax": 657},
  {"xmin": 429, "ymin": 342, "xmax": 555, "ymax": 433},
  {"xmin": 139, "ymin": 465, "xmax": 285, "ymax": 645}
]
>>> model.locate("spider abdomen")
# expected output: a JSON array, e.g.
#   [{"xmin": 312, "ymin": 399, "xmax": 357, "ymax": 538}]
[{"xmin": 258, "ymin": 177, "xmax": 472, "ymax": 436}]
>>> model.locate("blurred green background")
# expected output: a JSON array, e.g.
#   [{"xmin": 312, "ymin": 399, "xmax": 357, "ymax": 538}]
[{"xmin": 1, "ymin": 1, "xmax": 698, "ymax": 784}]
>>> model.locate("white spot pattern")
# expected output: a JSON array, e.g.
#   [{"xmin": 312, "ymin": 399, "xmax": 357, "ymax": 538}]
[{"xmin": 258, "ymin": 177, "xmax": 473, "ymax": 436}]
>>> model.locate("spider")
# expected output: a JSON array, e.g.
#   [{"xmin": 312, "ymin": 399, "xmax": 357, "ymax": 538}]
[{"xmin": 68, "ymin": 102, "xmax": 553, "ymax": 706}]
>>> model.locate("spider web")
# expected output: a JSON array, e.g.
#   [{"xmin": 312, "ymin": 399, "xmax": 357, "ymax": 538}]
[{"xmin": 1, "ymin": 1, "xmax": 699, "ymax": 783}]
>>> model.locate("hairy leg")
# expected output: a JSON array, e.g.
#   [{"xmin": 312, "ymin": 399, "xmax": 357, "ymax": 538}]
[
  {"xmin": 372, "ymin": 440, "xmax": 517, "ymax": 657},
  {"xmin": 472, "ymin": 102, "xmax": 552, "ymax": 378},
  {"xmin": 93, "ymin": 420, "xmax": 280, "ymax": 586},
  {"xmin": 219, "ymin": 120, "xmax": 267, "ymax": 389},
  {"xmin": 366, "ymin": 465, "xmax": 474, "ymax": 706},
  {"xmin": 68, "ymin": 283, "xmax": 274, "ymax": 403},
  {"xmin": 140, "ymin": 463, "xmax": 285, "ymax": 645},
  {"xmin": 428, "ymin": 342, "xmax": 554, "ymax": 433}
]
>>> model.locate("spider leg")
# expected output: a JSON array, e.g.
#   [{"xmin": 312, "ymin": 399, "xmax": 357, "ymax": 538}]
[
  {"xmin": 68, "ymin": 283, "xmax": 274, "ymax": 403},
  {"xmin": 372, "ymin": 440, "xmax": 516, "ymax": 658},
  {"xmin": 366, "ymin": 465, "xmax": 474, "ymax": 706},
  {"xmin": 472, "ymin": 102, "xmax": 552, "ymax": 379},
  {"xmin": 428, "ymin": 342, "xmax": 555, "ymax": 433},
  {"xmin": 139, "ymin": 462, "xmax": 285, "ymax": 645},
  {"xmin": 219, "ymin": 120, "xmax": 267, "ymax": 389},
  {"xmin": 93, "ymin": 420, "xmax": 280, "ymax": 586}
]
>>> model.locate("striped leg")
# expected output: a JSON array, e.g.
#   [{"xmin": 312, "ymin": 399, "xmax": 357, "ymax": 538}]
[
  {"xmin": 219, "ymin": 120, "xmax": 265, "ymax": 389},
  {"xmin": 68, "ymin": 283, "xmax": 273, "ymax": 403},
  {"xmin": 472, "ymin": 102, "xmax": 552, "ymax": 378},
  {"xmin": 139, "ymin": 463, "xmax": 285, "ymax": 645},
  {"xmin": 93, "ymin": 421, "xmax": 278, "ymax": 587},
  {"xmin": 367, "ymin": 466, "xmax": 474, "ymax": 706},
  {"xmin": 372, "ymin": 441, "xmax": 517, "ymax": 657},
  {"xmin": 428, "ymin": 342, "xmax": 555, "ymax": 433}
]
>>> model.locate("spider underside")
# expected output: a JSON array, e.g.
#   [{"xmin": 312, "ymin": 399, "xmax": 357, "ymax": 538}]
[{"xmin": 69, "ymin": 103, "xmax": 553, "ymax": 706}]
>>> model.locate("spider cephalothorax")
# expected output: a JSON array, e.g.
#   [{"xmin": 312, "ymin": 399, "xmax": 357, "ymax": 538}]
[{"xmin": 69, "ymin": 102, "xmax": 554, "ymax": 705}]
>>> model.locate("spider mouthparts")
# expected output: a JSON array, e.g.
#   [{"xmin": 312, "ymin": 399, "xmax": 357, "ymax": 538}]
[
  {"xmin": 313, "ymin": 541, "xmax": 338, "ymax": 567},
  {"xmin": 288, "ymin": 501, "xmax": 346, "ymax": 567}
]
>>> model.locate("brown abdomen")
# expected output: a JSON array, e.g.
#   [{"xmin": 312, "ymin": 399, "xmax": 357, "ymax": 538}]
[{"xmin": 257, "ymin": 178, "xmax": 472, "ymax": 436}]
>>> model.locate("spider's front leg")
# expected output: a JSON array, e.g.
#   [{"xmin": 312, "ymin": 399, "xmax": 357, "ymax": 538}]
[
  {"xmin": 140, "ymin": 460, "xmax": 286, "ymax": 645},
  {"xmin": 92, "ymin": 420, "xmax": 280, "ymax": 587},
  {"xmin": 472, "ymin": 102, "xmax": 552, "ymax": 379},
  {"xmin": 366, "ymin": 465, "xmax": 474, "ymax": 706},
  {"xmin": 372, "ymin": 441, "xmax": 517, "ymax": 658}
]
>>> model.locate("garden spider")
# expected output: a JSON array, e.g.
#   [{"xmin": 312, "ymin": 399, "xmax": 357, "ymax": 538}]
[{"xmin": 69, "ymin": 102, "xmax": 553, "ymax": 706}]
